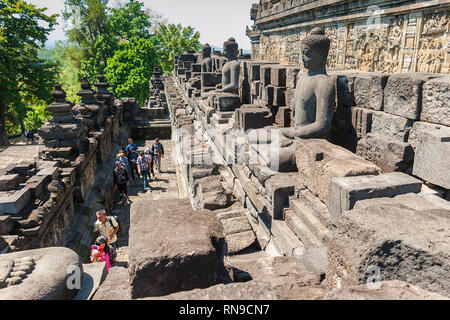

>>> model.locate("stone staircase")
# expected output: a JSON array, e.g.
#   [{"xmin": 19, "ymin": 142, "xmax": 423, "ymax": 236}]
[
  {"xmin": 214, "ymin": 205, "xmax": 257, "ymax": 255},
  {"xmin": 284, "ymin": 189, "xmax": 334, "ymax": 250}
]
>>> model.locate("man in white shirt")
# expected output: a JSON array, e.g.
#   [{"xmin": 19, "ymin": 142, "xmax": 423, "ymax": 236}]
[{"xmin": 94, "ymin": 210, "xmax": 119, "ymax": 250}]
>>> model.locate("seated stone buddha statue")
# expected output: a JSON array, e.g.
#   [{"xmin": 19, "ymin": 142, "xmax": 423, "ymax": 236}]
[
  {"xmin": 248, "ymin": 27, "xmax": 336, "ymax": 171},
  {"xmin": 201, "ymin": 43, "xmax": 213, "ymax": 73},
  {"xmin": 199, "ymin": 38, "xmax": 242, "ymax": 121}
]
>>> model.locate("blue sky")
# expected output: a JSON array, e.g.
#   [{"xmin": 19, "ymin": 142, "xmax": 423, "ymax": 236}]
[{"xmin": 29, "ymin": 0, "xmax": 256, "ymax": 50}]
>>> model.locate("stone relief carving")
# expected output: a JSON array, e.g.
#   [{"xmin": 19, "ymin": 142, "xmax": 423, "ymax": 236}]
[{"xmin": 254, "ymin": 9, "xmax": 449, "ymax": 74}]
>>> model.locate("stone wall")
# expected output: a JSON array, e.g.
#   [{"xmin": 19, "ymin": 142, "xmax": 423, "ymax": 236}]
[
  {"xmin": 0, "ymin": 75, "xmax": 126, "ymax": 254},
  {"xmin": 247, "ymin": 0, "xmax": 450, "ymax": 74}
]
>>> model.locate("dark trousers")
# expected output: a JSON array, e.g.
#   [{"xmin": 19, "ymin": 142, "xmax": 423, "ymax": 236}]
[
  {"xmin": 117, "ymin": 183, "xmax": 128, "ymax": 199},
  {"xmin": 130, "ymin": 164, "xmax": 139, "ymax": 179}
]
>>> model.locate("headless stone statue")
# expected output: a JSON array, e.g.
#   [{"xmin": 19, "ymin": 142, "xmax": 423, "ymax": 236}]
[
  {"xmin": 249, "ymin": 27, "xmax": 336, "ymax": 171},
  {"xmin": 201, "ymin": 43, "xmax": 213, "ymax": 73}
]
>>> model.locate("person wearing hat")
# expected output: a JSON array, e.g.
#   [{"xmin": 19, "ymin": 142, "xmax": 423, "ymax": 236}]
[{"xmin": 112, "ymin": 161, "xmax": 130, "ymax": 205}]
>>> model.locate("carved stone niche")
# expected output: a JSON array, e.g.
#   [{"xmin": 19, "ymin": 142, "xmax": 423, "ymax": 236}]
[{"xmin": 72, "ymin": 77, "xmax": 106, "ymax": 130}]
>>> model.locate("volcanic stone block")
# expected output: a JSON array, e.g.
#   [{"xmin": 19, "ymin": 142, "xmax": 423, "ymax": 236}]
[
  {"xmin": 212, "ymin": 93, "xmax": 241, "ymax": 112},
  {"xmin": 354, "ymin": 73, "xmax": 388, "ymax": 110},
  {"xmin": 92, "ymin": 266, "xmax": 131, "ymax": 300},
  {"xmin": 329, "ymin": 172, "xmax": 422, "ymax": 225},
  {"xmin": 336, "ymin": 73, "xmax": 358, "ymax": 107},
  {"xmin": 246, "ymin": 61, "xmax": 278, "ymax": 82},
  {"xmin": 326, "ymin": 193, "xmax": 450, "ymax": 297},
  {"xmin": 0, "ymin": 188, "xmax": 31, "ymax": 215},
  {"xmin": 0, "ymin": 175, "xmax": 20, "ymax": 191},
  {"xmin": 421, "ymin": 76, "xmax": 450, "ymax": 126},
  {"xmin": 265, "ymin": 173, "xmax": 299, "ymax": 219},
  {"xmin": 0, "ymin": 216, "xmax": 14, "ymax": 235},
  {"xmin": 128, "ymin": 199, "xmax": 228, "ymax": 299},
  {"xmin": 250, "ymin": 81, "xmax": 261, "ymax": 97},
  {"xmin": 180, "ymin": 53, "xmax": 196, "ymax": 62},
  {"xmin": 260, "ymin": 65, "xmax": 273, "ymax": 86},
  {"xmin": 295, "ymin": 139, "xmax": 381, "ymax": 206},
  {"xmin": 235, "ymin": 105, "xmax": 273, "ymax": 131},
  {"xmin": 371, "ymin": 111, "xmax": 414, "ymax": 142},
  {"xmin": 263, "ymin": 85, "xmax": 274, "ymax": 105},
  {"xmin": 272, "ymin": 86, "xmax": 286, "ymax": 106},
  {"xmin": 351, "ymin": 107, "xmax": 373, "ymax": 139},
  {"xmin": 191, "ymin": 63, "xmax": 202, "ymax": 73},
  {"xmin": 286, "ymin": 67, "xmax": 301, "ymax": 89},
  {"xmin": 201, "ymin": 73, "xmax": 222, "ymax": 87},
  {"xmin": 270, "ymin": 66, "xmax": 287, "ymax": 87},
  {"xmin": 408, "ymin": 121, "xmax": 442, "ymax": 150},
  {"xmin": 275, "ymin": 106, "xmax": 291, "ymax": 127},
  {"xmin": 177, "ymin": 67, "xmax": 187, "ymax": 75},
  {"xmin": 356, "ymin": 132, "xmax": 414, "ymax": 173},
  {"xmin": 384, "ymin": 73, "xmax": 437, "ymax": 120},
  {"xmin": 412, "ymin": 123, "xmax": 450, "ymax": 189},
  {"xmin": 325, "ymin": 281, "xmax": 448, "ymax": 300}
]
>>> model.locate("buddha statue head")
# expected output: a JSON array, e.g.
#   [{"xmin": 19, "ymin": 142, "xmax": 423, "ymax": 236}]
[
  {"xmin": 301, "ymin": 27, "xmax": 330, "ymax": 71},
  {"xmin": 202, "ymin": 43, "xmax": 212, "ymax": 58},
  {"xmin": 223, "ymin": 37, "xmax": 239, "ymax": 60}
]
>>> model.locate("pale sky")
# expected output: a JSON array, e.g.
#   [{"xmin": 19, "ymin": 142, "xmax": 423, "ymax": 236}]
[{"xmin": 29, "ymin": 0, "xmax": 256, "ymax": 50}]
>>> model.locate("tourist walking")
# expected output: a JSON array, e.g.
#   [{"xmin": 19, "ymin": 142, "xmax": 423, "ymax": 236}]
[
  {"xmin": 137, "ymin": 151, "xmax": 152, "ymax": 191},
  {"xmin": 116, "ymin": 151, "xmax": 130, "ymax": 176},
  {"xmin": 112, "ymin": 161, "xmax": 131, "ymax": 205},
  {"xmin": 24, "ymin": 130, "xmax": 35, "ymax": 144},
  {"xmin": 151, "ymin": 138, "xmax": 164, "ymax": 173},
  {"xmin": 90, "ymin": 236, "xmax": 115, "ymax": 272},
  {"xmin": 145, "ymin": 147, "xmax": 156, "ymax": 179},
  {"xmin": 128, "ymin": 147, "xmax": 140, "ymax": 180},
  {"xmin": 94, "ymin": 210, "xmax": 119, "ymax": 252},
  {"xmin": 125, "ymin": 138, "xmax": 137, "ymax": 155}
]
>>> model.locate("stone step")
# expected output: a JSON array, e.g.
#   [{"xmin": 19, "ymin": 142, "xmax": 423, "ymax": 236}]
[
  {"xmin": 270, "ymin": 218, "xmax": 305, "ymax": 257},
  {"xmin": 300, "ymin": 189, "xmax": 333, "ymax": 229},
  {"xmin": 218, "ymin": 112, "xmax": 235, "ymax": 119},
  {"xmin": 284, "ymin": 209, "xmax": 323, "ymax": 249},
  {"xmin": 290, "ymin": 198, "xmax": 332, "ymax": 245},
  {"xmin": 73, "ymin": 262, "xmax": 107, "ymax": 300},
  {"xmin": 216, "ymin": 210, "xmax": 244, "ymax": 221},
  {"xmin": 212, "ymin": 113, "xmax": 230, "ymax": 124},
  {"xmin": 222, "ymin": 216, "xmax": 252, "ymax": 236}
]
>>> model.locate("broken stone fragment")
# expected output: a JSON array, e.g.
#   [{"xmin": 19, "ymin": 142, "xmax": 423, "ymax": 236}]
[{"xmin": 326, "ymin": 193, "xmax": 450, "ymax": 297}]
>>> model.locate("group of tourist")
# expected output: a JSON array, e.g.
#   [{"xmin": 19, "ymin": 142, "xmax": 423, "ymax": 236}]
[
  {"xmin": 90, "ymin": 138, "xmax": 165, "ymax": 271},
  {"xmin": 113, "ymin": 137, "xmax": 165, "ymax": 205}
]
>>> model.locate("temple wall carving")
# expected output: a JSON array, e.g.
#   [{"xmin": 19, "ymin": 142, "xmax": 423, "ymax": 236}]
[{"xmin": 248, "ymin": 0, "xmax": 450, "ymax": 74}]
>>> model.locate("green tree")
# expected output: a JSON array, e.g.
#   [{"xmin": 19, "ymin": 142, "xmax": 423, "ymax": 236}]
[
  {"xmin": 0, "ymin": 0, "xmax": 58, "ymax": 145},
  {"xmin": 62, "ymin": 0, "xmax": 109, "ymax": 63},
  {"xmin": 78, "ymin": 34, "xmax": 119, "ymax": 84},
  {"xmin": 153, "ymin": 23, "xmax": 201, "ymax": 74},
  {"xmin": 108, "ymin": 0, "xmax": 151, "ymax": 40},
  {"xmin": 104, "ymin": 37, "xmax": 158, "ymax": 105}
]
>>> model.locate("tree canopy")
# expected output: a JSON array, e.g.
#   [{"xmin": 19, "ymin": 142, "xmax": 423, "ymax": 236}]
[
  {"xmin": 105, "ymin": 37, "xmax": 158, "ymax": 105},
  {"xmin": 0, "ymin": 0, "xmax": 58, "ymax": 144},
  {"xmin": 153, "ymin": 24, "xmax": 201, "ymax": 74},
  {"xmin": 0, "ymin": 0, "xmax": 203, "ymax": 143}
]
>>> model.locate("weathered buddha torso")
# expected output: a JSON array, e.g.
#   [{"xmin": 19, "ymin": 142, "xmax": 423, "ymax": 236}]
[
  {"xmin": 293, "ymin": 72, "xmax": 333, "ymax": 129},
  {"xmin": 221, "ymin": 59, "xmax": 240, "ymax": 94}
]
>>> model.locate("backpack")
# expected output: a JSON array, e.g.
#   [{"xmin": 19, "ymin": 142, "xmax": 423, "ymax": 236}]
[
  {"xmin": 107, "ymin": 216, "xmax": 121, "ymax": 235},
  {"xmin": 114, "ymin": 168, "xmax": 127, "ymax": 184},
  {"xmin": 138, "ymin": 156, "xmax": 149, "ymax": 171}
]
